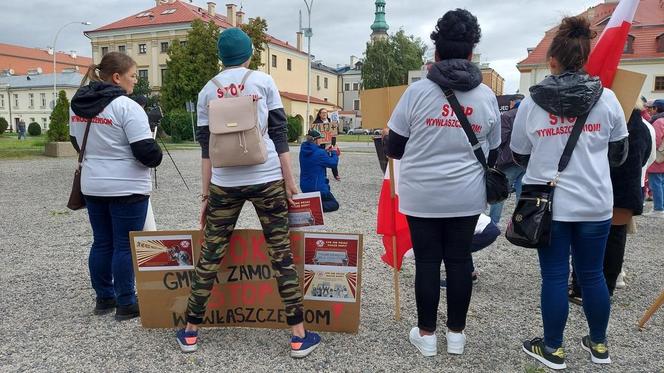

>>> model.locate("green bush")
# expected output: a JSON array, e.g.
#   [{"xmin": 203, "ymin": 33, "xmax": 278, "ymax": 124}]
[
  {"xmin": 287, "ymin": 116, "xmax": 303, "ymax": 143},
  {"xmin": 161, "ymin": 109, "xmax": 195, "ymax": 143},
  {"xmin": 48, "ymin": 90, "xmax": 70, "ymax": 142},
  {"xmin": 0, "ymin": 117, "xmax": 8, "ymax": 134},
  {"xmin": 28, "ymin": 122, "xmax": 42, "ymax": 136}
]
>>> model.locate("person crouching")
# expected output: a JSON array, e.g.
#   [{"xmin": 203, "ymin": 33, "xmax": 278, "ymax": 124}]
[{"xmin": 299, "ymin": 129, "xmax": 340, "ymax": 212}]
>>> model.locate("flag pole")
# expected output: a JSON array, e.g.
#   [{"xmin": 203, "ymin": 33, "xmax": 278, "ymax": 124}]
[{"xmin": 388, "ymin": 158, "xmax": 401, "ymax": 321}]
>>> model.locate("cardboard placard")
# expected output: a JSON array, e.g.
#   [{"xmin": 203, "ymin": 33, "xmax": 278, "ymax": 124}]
[
  {"xmin": 289, "ymin": 192, "xmax": 325, "ymax": 229},
  {"xmin": 129, "ymin": 229, "xmax": 362, "ymax": 333},
  {"xmin": 303, "ymin": 233, "xmax": 360, "ymax": 303},
  {"xmin": 359, "ymin": 85, "xmax": 408, "ymax": 128},
  {"xmin": 612, "ymin": 68, "xmax": 647, "ymax": 122}
]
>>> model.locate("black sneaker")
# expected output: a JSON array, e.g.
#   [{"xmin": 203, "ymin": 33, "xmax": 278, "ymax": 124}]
[
  {"xmin": 115, "ymin": 303, "xmax": 140, "ymax": 321},
  {"xmin": 568, "ymin": 288, "xmax": 582, "ymax": 306},
  {"xmin": 581, "ymin": 335, "xmax": 611, "ymax": 364},
  {"xmin": 94, "ymin": 298, "xmax": 117, "ymax": 315},
  {"xmin": 522, "ymin": 337, "xmax": 566, "ymax": 370},
  {"xmin": 440, "ymin": 279, "xmax": 447, "ymax": 289}
]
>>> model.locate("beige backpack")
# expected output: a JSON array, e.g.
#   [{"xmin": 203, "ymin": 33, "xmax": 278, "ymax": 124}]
[{"xmin": 208, "ymin": 70, "xmax": 267, "ymax": 167}]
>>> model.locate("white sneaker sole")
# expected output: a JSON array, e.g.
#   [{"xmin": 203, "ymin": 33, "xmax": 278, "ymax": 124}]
[
  {"xmin": 409, "ymin": 335, "xmax": 437, "ymax": 357},
  {"xmin": 581, "ymin": 342, "xmax": 611, "ymax": 364},
  {"xmin": 522, "ymin": 345, "xmax": 566, "ymax": 370},
  {"xmin": 177, "ymin": 339, "xmax": 198, "ymax": 353},
  {"xmin": 290, "ymin": 343, "xmax": 319, "ymax": 359},
  {"xmin": 447, "ymin": 344, "xmax": 464, "ymax": 355}
]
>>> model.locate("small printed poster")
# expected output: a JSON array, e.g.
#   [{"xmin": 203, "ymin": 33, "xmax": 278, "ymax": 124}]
[
  {"xmin": 289, "ymin": 192, "xmax": 324, "ymax": 229},
  {"xmin": 134, "ymin": 234, "xmax": 194, "ymax": 271},
  {"xmin": 303, "ymin": 233, "xmax": 360, "ymax": 303}
]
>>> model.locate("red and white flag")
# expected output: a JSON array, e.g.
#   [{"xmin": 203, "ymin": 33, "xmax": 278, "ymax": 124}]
[
  {"xmin": 585, "ymin": 0, "xmax": 640, "ymax": 88},
  {"xmin": 376, "ymin": 160, "xmax": 412, "ymax": 270}
]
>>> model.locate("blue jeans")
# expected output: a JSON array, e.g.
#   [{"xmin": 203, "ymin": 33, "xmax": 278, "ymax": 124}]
[
  {"xmin": 649, "ymin": 173, "xmax": 664, "ymax": 211},
  {"xmin": 538, "ymin": 219, "xmax": 611, "ymax": 348},
  {"xmin": 322, "ymin": 191, "xmax": 339, "ymax": 212},
  {"xmin": 489, "ymin": 164, "xmax": 525, "ymax": 223},
  {"xmin": 85, "ymin": 197, "xmax": 148, "ymax": 306}
]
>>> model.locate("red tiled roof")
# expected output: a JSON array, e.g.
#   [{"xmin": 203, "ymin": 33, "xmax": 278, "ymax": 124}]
[
  {"xmin": 517, "ymin": 0, "xmax": 664, "ymax": 69},
  {"xmin": 87, "ymin": 1, "xmax": 305, "ymax": 55},
  {"xmin": 0, "ymin": 42, "xmax": 92, "ymax": 75},
  {"xmin": 280, "ymin": 91, "xmax": 338, "ymax": 107}
]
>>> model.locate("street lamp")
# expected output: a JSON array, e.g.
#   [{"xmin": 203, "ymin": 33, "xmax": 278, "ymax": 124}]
[
  {"xmin": 52, "ymin": 21, "xmax": 91, "ymax": 113},
  {"xmin": 301, "ymin": 0, "xmax": 313, "ymax": 137}
]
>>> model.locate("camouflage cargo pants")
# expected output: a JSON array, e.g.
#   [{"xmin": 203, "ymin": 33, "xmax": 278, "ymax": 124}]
[{"xmin": 186, "ymin": 179, "xmax": 304, "ymax": 326}]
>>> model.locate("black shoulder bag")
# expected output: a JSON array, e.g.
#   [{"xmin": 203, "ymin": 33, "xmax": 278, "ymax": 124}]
[
  {"xmin": 505, "ymin": 111, "xmax": 590, "ymax": 248},
  {"xmin": 442, "ymin": 88, "xmax": 509, "ymax": 204},
  {"xmin": 67, "ymin": 118, "xmax": 92, "ymax": 210}
]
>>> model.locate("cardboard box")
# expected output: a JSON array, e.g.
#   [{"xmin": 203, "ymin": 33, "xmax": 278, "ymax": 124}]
[
  {"xmin": 359, "ymin": 85, "xmax": 408, "ymax": 128},
  {"xmin": 612, "ymin": 68, "xmax": 647, "ymax": 122}
]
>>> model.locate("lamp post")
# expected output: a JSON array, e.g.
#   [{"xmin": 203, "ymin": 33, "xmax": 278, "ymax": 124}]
[
  {"xmin": 52, "ymin": 21, "xmax": 90, "ymax": 113},
  {"xmin": 302, "ymin": 0, "xmax": 313, "ymax": 137}
]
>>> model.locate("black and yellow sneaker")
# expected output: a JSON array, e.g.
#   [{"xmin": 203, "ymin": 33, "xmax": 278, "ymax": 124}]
[
  {"xmin": 522, "ymin": 337, "xmax": 566, "ymax": 370},
  {"xmin": 581, "ymin": 335, "xmax": 611, "ymax": 364}
]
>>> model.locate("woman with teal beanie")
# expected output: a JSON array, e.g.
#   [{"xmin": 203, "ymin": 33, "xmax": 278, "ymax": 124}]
[{"xmin": 176, "ymin": 28, "xmax": 321, "ymax": 358}]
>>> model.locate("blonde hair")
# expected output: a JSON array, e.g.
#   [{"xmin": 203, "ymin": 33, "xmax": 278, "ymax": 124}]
[{"xmin": 81, "ymin": 52, "xmax": 136, "ymax": 86}]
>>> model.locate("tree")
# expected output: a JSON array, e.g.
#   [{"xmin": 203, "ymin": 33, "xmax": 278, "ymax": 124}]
[
  {"xmin": 361, "ymin": 29, "xmax": 426, "ymax": 89},
  {"xmin": 240, "ymin": 17, "xmax": 269, "ymax": 70},
  {"xmin": 0, "ymin": 117, "xmax": 8, "ymax": 134},
  {"xmin": 161, "ymin": 19, "xmax": 220, "ymax": 113},
  {"xmin": 48, "ymin": 90, "xmax": 70, "ymax": 142},
  {"xmin": 133, "ymin": 76, "xmax": 151, "ymax": 97}
]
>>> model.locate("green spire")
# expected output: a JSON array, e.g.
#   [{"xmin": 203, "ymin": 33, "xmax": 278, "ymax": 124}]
[{"xmin": 370, "ymin": 0, "xmax": 389, "ymax": 33}]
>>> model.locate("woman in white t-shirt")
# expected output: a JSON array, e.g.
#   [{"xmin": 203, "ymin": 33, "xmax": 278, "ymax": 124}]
[
  {"xmin": 69, "ymin": 52, "xmax": 163, "ymax": 321},
  {"xmin": 510, "ymin": 17, "xmax": 628, "ymax": 370},
  {"xmin": 383, "ymin": 9, "xmax": 501, "ymax": 357},
  {"xmin": 176, "ymin": 28, "xmax": 320, "ymax": 359}
]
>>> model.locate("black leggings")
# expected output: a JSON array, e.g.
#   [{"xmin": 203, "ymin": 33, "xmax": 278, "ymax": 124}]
[{"xmin": 407, "ymin": 214, "xmax": 479, "ymax": 333}]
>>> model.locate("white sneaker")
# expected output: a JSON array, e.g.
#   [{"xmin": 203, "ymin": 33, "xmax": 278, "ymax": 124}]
[
  {"xmin": 446, "ymin": 330, "xmax": 466, "ymax": 355},
  {"xmin": 615, "ymin": 271, "xmax": 626, "ymax": 289},
  {"xmin": 643, "ymin": 210, "xmax": 664, "ymax": 218},
  {"xmin": 409, "ymin": 327, "xmax": 437, "ymax": 357}
]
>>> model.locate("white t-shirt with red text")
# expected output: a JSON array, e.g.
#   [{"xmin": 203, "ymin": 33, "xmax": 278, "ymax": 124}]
[
  {"xmin": 69, "ymin": 96, "xmax": 153, "ymax": 196},
  {"xmin": 388, "ymin": 79, "xmax": 501, "ymax": 218},
  {"xmin": 510, "ymin": 88, "xmax": 628, "ymax": 222},
  {"xmin": 197, "ymin": 67, "xmax": 283, "ymax": 188}
]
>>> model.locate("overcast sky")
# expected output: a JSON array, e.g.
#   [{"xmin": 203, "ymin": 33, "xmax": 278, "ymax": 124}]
[{"xmin": 2, "ymin": 0, "xmax": 602, "ymax": 93}]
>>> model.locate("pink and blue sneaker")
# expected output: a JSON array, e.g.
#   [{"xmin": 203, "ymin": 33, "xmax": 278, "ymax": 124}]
[
  {"xmin": 290, "ymin": 331, "xmax": 321, "ymax": 358},
  {"xmin": 176, "ymin": 329, "xmax": 198, "ymax": 353}
]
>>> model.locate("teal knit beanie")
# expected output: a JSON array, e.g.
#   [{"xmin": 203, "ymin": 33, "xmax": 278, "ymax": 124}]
[{"xmin": 217, "ymin": 28, "xmax": 253, "ymax": 66}]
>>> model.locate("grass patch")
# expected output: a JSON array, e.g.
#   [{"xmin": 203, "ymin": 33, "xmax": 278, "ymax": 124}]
[
  {"xmin": 524, "ymin": 365, "xmax": 547, "ymax": 373},
  {"xmin": 0, "ymin": 133, "xmax": 47, "ymax": 159},
  {"xmin": 336, "ymin": 134, "xmax": 378, "ymax": 143}
]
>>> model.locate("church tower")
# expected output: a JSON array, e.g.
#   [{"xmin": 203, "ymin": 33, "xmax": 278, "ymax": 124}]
[{"xmin": 370, "ymin": 0, "xmax": 389, "ymax": 42}]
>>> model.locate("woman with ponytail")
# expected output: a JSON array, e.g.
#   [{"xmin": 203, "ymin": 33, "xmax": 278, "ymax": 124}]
[
  {"xmin": 510, "ymin": 17, "xmax": 628, "ymax": 369},
  {"xmin": 69, "ymin": 52, "xmax": 162, "ymax": 321}
]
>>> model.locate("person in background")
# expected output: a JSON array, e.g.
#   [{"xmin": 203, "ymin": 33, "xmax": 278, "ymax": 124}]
[
  {"xmin": 645, "ymin": 102, "xmax": 664, "ymax": 218},
  {"xmin": 17, "ymin": 119, "xmax": 26, "ymax": 140},
  {"xmin": 69, "ymin": 52, "xmax": 163, "ymax": 321},
  {"xmin": 300, "ymin": 129, "xmax": 340, "ymax": 212},
  {"xmin": 489, "ymin": 95, "xmax": 525, "ymax": 224},
  {"xmin": 641, "ymin": 100, "xmax": 655, "ymax": 122},
  {"xmin": 313, "ymin": 108, "xmax": 341, "ymax": 181},
  {"xmin": 510, "ymin": 16, "xmax": 628, "ymax": 370},
  {"xmin": 648, "ymin": 99, "xmax": 664, "ymax": 124}
]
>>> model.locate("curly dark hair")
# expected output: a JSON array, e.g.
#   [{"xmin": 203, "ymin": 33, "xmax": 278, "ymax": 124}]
[
  {"xmin": 430, "ymin": 9, "xmax": 481, "ymax": 60},
  {"xmin": 547, "ymin": 16, "xmax": 597, "ymax": 72}
]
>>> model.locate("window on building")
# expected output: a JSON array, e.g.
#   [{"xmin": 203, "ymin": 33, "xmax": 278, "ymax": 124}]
[
  {"xmin": 344, "ymin": 83, "xmax": 350, "ymax": 91},
  {"xmin": 161, "ymin": 42, "xmax": 169, "ymax": 53},
  {"xmin": 41, "ymin": 118, "xmax": 47, "ymax": 128},
  {"xmin": 352, "ymin": 82, "xmax": 359, "ymax": 91},
  {"xmin": 180, "ymin": 40, "xmax": 187, "ymax": 47},
  {"xmin": 29, "ymin": 117, "xmax": 35, "ymax": 124},
  {"xmin": 138, "ymin": 69, "xmax": 149, "ymax": 80},
  {"xmin": 0, "ymin": 94, "xmax": 4, "ymax": 108},
  {"xmin": 287, "ymin": 59, "xmax": 292, "ymax": 71},
  {"xmin": 657, "ymin": 34, "xmax": 664, "ymax": 53},
  {"xmin": 324, "ymin": 77, "xmax": 328, "ymax": 89},
  {"xmin": 353, "ymin": 99, "xmax": 360, "ymax": 111},
  {"xmin": 40, "ymin": 93, "xmax": 46, "ymax": 108},
  {"xmin": 161, "ymin": 68, "xmax": 168, "ymax": 84},
  {"xmin": 271, "ymin": 55, "xmax": 277, "ymax": 68},
  {"xmin": 655, "ymin": 76, "xmax": 664, "ymax": 91},
  {"xmin": 316, "ymin": 75, "xmax": 320, "ymax": 90},
  {"xmin": 13, "ymin": 94, "xmax": 19, "ymax": 108},
  {"xmin": 139, "ymin": 44, "xmax": 147, "ymax": 54},
  {"xmin": 623, "ymin": 35, "xmax": 635, "ymax": 54},
  {"xmin": 118, "ymin": 45, "xmax": 126, "ymax": 53},
  {"xmin": 28, "ymin": 93, "xmax": 34, "ymax": 108},
  {"xmin": 101, "ymin": 46, "xmax": 108, "ymax": 56}
]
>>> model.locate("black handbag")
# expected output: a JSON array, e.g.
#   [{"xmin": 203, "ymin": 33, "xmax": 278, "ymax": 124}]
[
  {"xmin": 442, "ymin": 88, "xmax": 509, "ymax": 204},
  {"xmin": 67, "ymin": 118, "xmax": 92, "ymax": 210},
  {"xmin": 505, "ymin": 111, "xmax": 590, "ymax": 248}
]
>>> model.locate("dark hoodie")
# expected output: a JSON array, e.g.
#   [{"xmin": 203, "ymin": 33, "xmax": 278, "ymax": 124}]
[
  {"xmin": 512, "ymin": 72, "xmax": 628, "ymax": 168},
  {"xmin": 384, "ymin": 59, "xmax": 497, "ymax": 165},
  {"xmin": 70, "ymin": 81, "xmax": 162, "ymax": 168},
  {"xmin": 299, "ymin": 140, "xmax": 338, "ymax": 194}
]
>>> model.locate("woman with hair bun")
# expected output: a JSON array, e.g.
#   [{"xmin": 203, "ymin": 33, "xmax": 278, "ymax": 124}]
[
  {"xmin": 383, "ymin": 9, "xmax": 501, "ymax": 357},
  {"xmin": 510, "ymin": 16, "xmax": 628, "ymax": 369}
]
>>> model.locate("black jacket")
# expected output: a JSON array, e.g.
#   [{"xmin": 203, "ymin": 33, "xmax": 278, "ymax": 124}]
[
  {"xmin": 70, "ymin": 81, "xmax": 162, "ymax": 168},
  {"xmin": 611, "ymin": 109, "xmax": 652, "ymax": 215}
]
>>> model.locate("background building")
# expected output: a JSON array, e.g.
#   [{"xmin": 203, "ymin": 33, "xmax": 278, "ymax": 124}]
[
  {"xmin": 0, "ymin": 42, "xmax": 92, "ymax": 76},
  {"xmin": 517, "ymin": 0, "xmax": 664, "ymax": 100}
]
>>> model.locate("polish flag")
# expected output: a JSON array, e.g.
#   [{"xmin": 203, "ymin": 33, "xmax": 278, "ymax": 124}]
[
  {"xmin": 585, "ymin": 0, "xmax": 640, "ymax": 88},
  {"xmin": 376, "ymin": 159, "xmax": 412, "ymax": 270}
]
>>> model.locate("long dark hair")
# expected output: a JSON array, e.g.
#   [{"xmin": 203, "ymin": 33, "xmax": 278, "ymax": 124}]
[
  {"xmin": 547, "ymin": 16, "xmax": 597, "ymax": 72},
  {"xmin": 314, "ymin": 108, "xmax": 329, "ymax": 123},
  {"xmin": 81, "ymin": 52, "xmax": 137, "ymax": 86}
]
